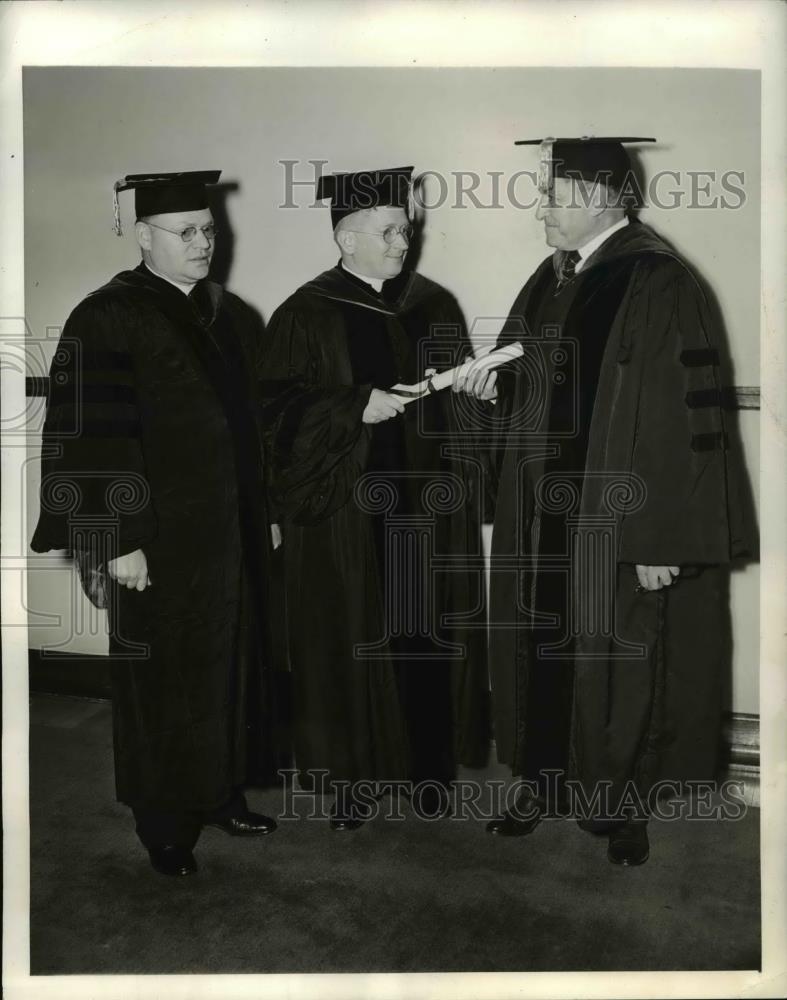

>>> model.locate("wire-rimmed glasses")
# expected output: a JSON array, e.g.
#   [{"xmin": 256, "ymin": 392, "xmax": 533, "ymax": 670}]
[
  {"xmin": 144, "ymin": 221, "xmax": 219, "ymax": 243},
  {"xmin": 342, "ymin": 223, "xmax": 414, "ymax": 244}
]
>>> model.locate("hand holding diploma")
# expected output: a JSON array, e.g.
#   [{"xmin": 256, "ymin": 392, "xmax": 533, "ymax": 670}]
[
  {"xmin": 362, "ymin": 387, "xmax": 406, "ymax": 424},
  {"xmin": 389, "ymin": 342, "xmax": 524, "ymax": 404},
  {"xmin": 453, "ymin": 367, "xmax": 498, "ymax": 401}
]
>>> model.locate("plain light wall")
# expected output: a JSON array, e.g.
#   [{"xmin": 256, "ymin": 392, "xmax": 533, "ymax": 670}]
[{"xmin": 23, "ymin": 67, "xmax": 760, "ymax": 712}]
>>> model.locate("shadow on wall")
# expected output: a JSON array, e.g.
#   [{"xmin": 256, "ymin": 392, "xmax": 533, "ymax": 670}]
[
  {"xmin": 208, "ymin": 181, "xmax": 239, "ymax": 289},
  {"xmin": 208, "ymin": 178, "xmax": 268, "ymax": 331}
]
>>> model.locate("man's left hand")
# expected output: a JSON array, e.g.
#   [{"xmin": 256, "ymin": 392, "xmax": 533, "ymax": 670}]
[{"xmin": 635, "ymin": 565, "xmax": 680, "ymax": 591}]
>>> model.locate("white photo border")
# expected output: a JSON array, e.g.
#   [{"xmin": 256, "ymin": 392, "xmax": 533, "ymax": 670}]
[{"xmin": 2, "ymin": 2, "xmax": 785, "ymax": 999}]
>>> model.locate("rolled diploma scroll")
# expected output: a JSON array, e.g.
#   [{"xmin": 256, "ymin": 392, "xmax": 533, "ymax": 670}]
[{"xmin": 389, "ymin": 341, "xmax": 525, "ymax": 402}]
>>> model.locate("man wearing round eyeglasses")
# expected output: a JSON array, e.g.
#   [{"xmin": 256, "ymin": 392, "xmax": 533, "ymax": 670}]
[
  {"xmin": 32, "ymin": 170, "xmax": 280, "ymax": 877},
  {"xmin": 140, "ymin": 217, "xmax": 219, "ymax": 284},
  {"xmin": 260, "ymin": 167, "xmax": 489, "ymax": 830}
]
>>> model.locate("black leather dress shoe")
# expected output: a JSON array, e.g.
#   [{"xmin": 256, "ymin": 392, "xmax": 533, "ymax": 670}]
[
  {"xmin": 206, "ymin": 812, "xmax": 277, "ymax": 836},
  {"xmin": 486, "ymin": 799, "xmax": 542, "ymax": 837},
  {"xmin": 148, "ymin": 845, "xmax": 197, "ymax": 877},
  {"xmin": 607, "ymin": 821, "xmax": 649, "ymax": 866},
  {"xmin": 329, "ymin": 798, "xmax": 365, "ymax": 831}
]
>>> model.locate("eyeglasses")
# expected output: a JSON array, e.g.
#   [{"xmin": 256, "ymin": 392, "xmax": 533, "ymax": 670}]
[
  {"xmin": 144, "ymin": 221, "xmax": 219, "ymax": 243},
  {"xmin": 343, "ymin": 223, "xmax": 414, "ymax": 245}
]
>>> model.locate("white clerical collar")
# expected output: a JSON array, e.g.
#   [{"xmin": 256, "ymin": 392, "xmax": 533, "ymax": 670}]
[
  {"xmin": 144, "ymin": 262, "xmax": 197, "ymax": 297},
  {"xmin": 342, "ymin": 262, "xmax": 384, "ymax": 293},
  {"xmin": 575, "ymin": 216, "xmax": 629, "ymax": 272}
]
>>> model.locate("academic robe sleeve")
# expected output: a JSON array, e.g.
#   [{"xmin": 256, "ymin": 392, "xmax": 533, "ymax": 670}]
[
  {"xmin": 617, "ymin": 258, "xmax": 744, "ymax": 566},
  {"xmin": 259, "ymin": 302, "xmax": 372, "ymax": 526},
  {"xmin": 31, "ymin": 294, "xmax": 158, "ymax": 562}
]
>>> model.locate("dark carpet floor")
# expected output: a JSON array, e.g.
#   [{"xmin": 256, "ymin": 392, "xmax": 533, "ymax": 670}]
[{"xmin": 29, "ymin": 694, "xmax": 761, "ymax": 974}]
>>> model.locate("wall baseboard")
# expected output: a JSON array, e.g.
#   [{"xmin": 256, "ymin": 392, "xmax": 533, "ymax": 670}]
[
  {"xmin": 29, "ymin": 648, "xmax": 113, "ymax": 700},
  {"xmin": 721, "ymin": 711, "xmax": 760, "ymax": 807}
]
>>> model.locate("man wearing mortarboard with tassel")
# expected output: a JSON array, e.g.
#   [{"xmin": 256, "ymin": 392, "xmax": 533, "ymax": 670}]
[
  {"xmin": 260, "ymin": 167, "xmax": 490, "ymax": 829},
  {"xmin": 32, "ymin": 171, "xmax": 279, "ymax": 876},
  {"xmin": 458, "ymin": 137, "xmax": 753, "ymax": 864}
]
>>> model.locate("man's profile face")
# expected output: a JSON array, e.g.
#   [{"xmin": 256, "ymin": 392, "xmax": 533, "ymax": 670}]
[
  {"xmin": 535, "ymin": 177, "xmax": 599, "ymax": 251},
  {"xmin": 340, "ymin": 206, "xmax": 410, "ymax": 280},
  {"xmin": 139, "ymin": 208, "xmax": 215, "ymax": 284}
]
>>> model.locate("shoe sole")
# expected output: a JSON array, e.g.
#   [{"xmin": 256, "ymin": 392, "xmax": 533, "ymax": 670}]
[
  {"xmin": 486, "ymin": 816, "xmax": 541, "ymax": 837},
  {"xmin": 486, "ymin": 826, "xmax": 539, "ymax": 837},
  {"xmin": 150, "ymin": 864, "xmax": 198, "ymax": 877},
  {"xmin": 607, "ymin": 850, "xmax": 649, "ymax": 866},
  {"xmin": 205, "ymin": 826, "xmax": 277, "ymax": 836}
]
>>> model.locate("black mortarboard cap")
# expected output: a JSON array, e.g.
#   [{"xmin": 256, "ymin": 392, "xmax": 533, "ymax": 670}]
[
  {"xmin": 112, "ymin": 170, "xmax": 221, "ymax": 235},
  {"xmin": 316, "ymin": 166, "xmax": 414, "ymax": 228},
  {"xmin": 515, "ymin": 137, "xmax": 655, "ymax": 191}
]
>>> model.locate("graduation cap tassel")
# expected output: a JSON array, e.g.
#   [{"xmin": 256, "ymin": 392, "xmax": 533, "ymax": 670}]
[
  {"xmin": 112, "ymin": 181, "xmax": 123, "ymax": 237},
  {"xmin": 538, "ymin": 139, "xmax": 554, "ymax": 192}
]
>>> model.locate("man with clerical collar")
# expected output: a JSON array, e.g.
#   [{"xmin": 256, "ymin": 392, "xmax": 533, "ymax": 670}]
[
  {"xmin": 260, "ymin": 166, "xmax": 490, "ymax": 828},
  {"xmin": 32, "ymin": 170, "xmax": 279, "ymax": 876},
  {"xmin": 459, "ymin": 136, "xmax": 753, "ymax": 865}
]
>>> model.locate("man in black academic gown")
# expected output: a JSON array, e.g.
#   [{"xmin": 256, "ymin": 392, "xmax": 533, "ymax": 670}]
[
  {"xmin": 32, "ymin": 171, "xmax": 278, "ymax": 876},
  {"xmin": 459, "ymin": 137, "xmax": 751, "ymax": 865},
  {"xmin": 260, "ymin": 167, "xmax": 489, "ymax": 829}
]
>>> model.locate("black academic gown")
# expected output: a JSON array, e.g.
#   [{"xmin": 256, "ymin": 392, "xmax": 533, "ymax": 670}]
[
  {"xmin": 32, "ymin": 263, "xmax": 274, "ymax": 814},
  {"xmin": 260, "ymin": 264, "xmax": 490, "ymax": 787},
  {"xmin": 489, "ymin": 220, "xmax": 752, "ymax": 815}
]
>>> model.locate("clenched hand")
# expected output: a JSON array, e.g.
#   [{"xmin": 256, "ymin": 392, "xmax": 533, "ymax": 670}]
[
  {"xmin": 362, "ymin": 388, "xmax": 405, "ymax": 424},
  {"xmin": 635, "ymin": 565, "xmax": 680, "ymax": 591},
  {"xmin": 108, "ymin": 549, "xmax": 151, "ymax": 591}
]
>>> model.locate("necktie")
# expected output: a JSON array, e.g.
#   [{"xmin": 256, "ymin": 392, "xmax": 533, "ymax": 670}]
[{"xmin": 558, "ymin": 250, "xmax": 581, "ymax": 286}]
